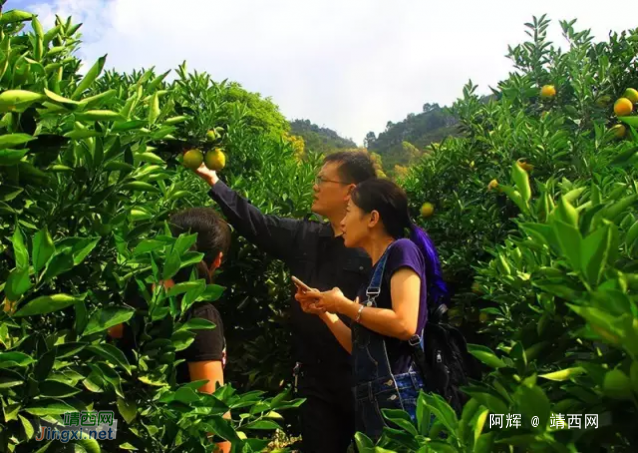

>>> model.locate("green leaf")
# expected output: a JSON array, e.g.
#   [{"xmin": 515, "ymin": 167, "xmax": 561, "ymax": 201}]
[
  {"xmin": 512, "ymin": 163, "xmax": 531, "ymax": 204},
  {"xmin": 0, "ymin": 148, "xmax": 28, "ymax": 165},
  {"xmin": 552, "ymin": 220, "xmax": 582, "ymax": 270},
  {"xmin": 76, "ymin": 110, "xmax": 124, "ymax": 122},
  {"xmin": 39, "ymin": 379, "xmax": 81, "ymax": 397},
  {"xmin": 0, "ymin": 10, "xmax": 33, "ymax": 24},
  {"xmin": 176, "ymin": 317, "xmax": 216, "ymax": 332},
  {"xmin": 14, "ymin": 293, "xmax": 86, "ymax": 317},
  {"xmin": 42, "ymin": 252, "xmax": 74, "ymax": 280},
  {"xmin": 381, "ymin": 408, "xmax": 418, "ymax": 436},
  {"xmin": 619, "ymin": 116, "xmax": 638, "ymax": 127},
  {"xmin": 86, "ymin": 344, "xmax": 131, "ymax": 375},
  {"xmin": 167, "ymin": 280, "xmax": 206, "ymax": 298},
  {"xmin": 0, "ymin": 352, "xmax": 35, "ymax": 368},
  {"xmin": 34, "ymin": 348, "xmax": 57, "ymax": 381},
  {"xmin": 75, "ymin": 300, "xmax": 89, "ymax": 336},
  {"xmin": 171, "ymin": 330, "xmax": 196, "ymax": 351},
  {"xmin": 120, "ymin": 181, "xmax": 159, "ymax": 193},
  {"xmin": 0, "ymin": 133, "xmax": 36, "ymax": 148},
  {"xmin": 72, "ymin": 55, "xmax": 107, "ymax": 99},
  {"xmin": 242, "ymin": 419, "xmax": 281, "ymax": 430},
  {"xmin": 72, "ymin": 238, "xmax": 100, "ymax": 265},
  {"xmin": 603, "ymin": 194, "xmax": 638, "ymax": 222},
  {"xmin": 94, "ymin": 363, "xmax": 124, "ymax": 398},
  {"xmin": 556, "ymin": 197, "xmax": 579, "ymax": 228},
  {"xmin": 19, "ymin": 414, "xmax": 34, "ymax": 440},
  {"xmin": 33, "ymin": 227, "xmax": 55, "ymax": 274},
  {"xmin": 24, "ymin": 399, "xmax": 76, "ymax": 416},
  {"xmin": 4, "ymin": 268, "xmax": 32, "ymax": 302},
  {"xmin": 117, "ymin": 397, "xmax": 137, "ymax": 424},
  {"xmin": 0, "ymin": 374, "xmax": 23, "ymax": 388},
  {"xmin": 82, "ymin": 370, "xmax": 105, "ymax": 393},
  {"xmin": 205, "ymin": 416, "xmax": 241, "ymax": 443},
  {"xmin": 163, "ymin": 249, "xmax": 181, "ymax": 281},
  {"xmin": 173, "ymin": 233, "xmax": 198, "ymax": 256},
  {"xmin": 463, "ymin": 390, "xmax": 508, "ymax": 416},
  {"xmin": 467, "ymin": 344, "xmax": 507, "ymax": 369},
  {"xmin": 0, "ymin": 185, "xmax": 23, "ymax": 201},
  {"xmin": 43, "ymin": 88, "xmax": 79, "ymax": 105},
  {"xmin": 514, "ymin": 385, "xmax": 550, "ymax": 431},
  {"xmin": 602, "ymin": 369, "xmax": 633, "ymax": 399},
  {"xmin": 148, "ymin": 92, "xmax": 160, "ymax": 125},
  {"xmin": 83, "ymin": 307, "xmax": 135, "ymax": 336},
  {"xmin": 422, "ymin": 392, "xmax": 458, "ymax": 433},
  {"xmin": 132, "ymin": 239, "xmax": 165, "ymax": 255},
  {"xmin": 539, "ymin": 367, "xmax": 586, "ymax": 381},
  {"xmin": 12, "ymin": 224, "xmax": 29, "ymax": 270},
  {"xmin": 581, "ymin": 225, "xmax": 612, "ymax": 286}
]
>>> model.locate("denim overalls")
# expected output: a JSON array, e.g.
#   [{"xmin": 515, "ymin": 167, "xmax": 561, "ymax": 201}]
[{"xmin": 352, "ymin": 245, "xmax": 426, "ymax": 441}]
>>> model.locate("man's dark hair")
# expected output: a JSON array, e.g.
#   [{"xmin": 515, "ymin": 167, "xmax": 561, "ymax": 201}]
[
  {"xmin": 323, "ymin": 151, "xmax": 377, "ymax": 184},
  {"xmin": 168, "ymin": 207, "xmax": 231, "ymax": 282}
]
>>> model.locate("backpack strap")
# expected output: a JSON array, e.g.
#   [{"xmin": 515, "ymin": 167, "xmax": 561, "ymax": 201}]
[{"xmin": 364, "ymin": 244, "xmax": 392, "ymax": 305}]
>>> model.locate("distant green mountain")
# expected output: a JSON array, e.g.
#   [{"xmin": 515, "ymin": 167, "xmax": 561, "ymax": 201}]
[
  {"xmin": 290, "ymin": 119, "xmax": 357, "ymax": 155},
  {"xmin": 365, "ymin": 103, "xmax": 459, "ymax": 173}
]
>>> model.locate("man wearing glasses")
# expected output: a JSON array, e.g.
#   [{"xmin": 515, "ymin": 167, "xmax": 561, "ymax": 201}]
[{"xmin": 192, "ymin": 151, "xmax": 375, "ymax": 452}]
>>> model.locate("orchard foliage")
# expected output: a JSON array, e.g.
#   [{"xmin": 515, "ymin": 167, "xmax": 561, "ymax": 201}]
[
  {"xmin": 382, "ymin": 16, "xmax": 638, "ymax": 453},
  {"xmin": 0, "ymin": 10, "xmax": 309, "ymax": 452},
  {"xmin": 2, "ymin": 5, "xmax": 638, "ymax": 453}
]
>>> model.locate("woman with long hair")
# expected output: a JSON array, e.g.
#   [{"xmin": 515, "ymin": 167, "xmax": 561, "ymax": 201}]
[{"xmin": 296, "ymin": 178, "xmax": 447, "ymax": 440}]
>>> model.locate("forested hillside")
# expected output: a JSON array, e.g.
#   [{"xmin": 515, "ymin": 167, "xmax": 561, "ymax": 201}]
[{"xmin": 289, "ymin": 119, "xmax": 356, "ymax": 155}]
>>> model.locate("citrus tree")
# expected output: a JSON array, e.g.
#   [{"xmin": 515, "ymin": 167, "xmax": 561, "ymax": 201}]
[
  {"xmin": 0, "ymin": 10, "xmax": 305, "ymax": 452},
  {"xmin": 371, "ymin": 16, "xmax": 638, "ymax": 453}
]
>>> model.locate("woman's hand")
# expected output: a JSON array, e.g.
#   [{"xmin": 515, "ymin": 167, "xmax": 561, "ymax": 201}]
[
  {"xmin": 297, "ymin": 287, "xmax": 349, "ymax": 314},
  {"xmin": 294, "ymin": 286, "xmax": 325, "ymax": 315}
]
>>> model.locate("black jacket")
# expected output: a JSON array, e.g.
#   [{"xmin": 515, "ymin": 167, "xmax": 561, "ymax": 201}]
[{"xmin": 209, "ymin": 181, "xmax": 371, "ymax": 372}]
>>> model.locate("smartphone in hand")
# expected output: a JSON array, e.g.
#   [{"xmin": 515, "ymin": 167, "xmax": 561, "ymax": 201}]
[{"xmin": 291, "ymin": 276, "xmax": 312, "ymax": 293}]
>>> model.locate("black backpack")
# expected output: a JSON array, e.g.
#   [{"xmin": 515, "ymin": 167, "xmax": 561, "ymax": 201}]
[
  {"xmin": 408, "ymin": 303, "xmax": 482, "ymax": 415},
  {"xmin": 371, "ymin": 244, "xmax": 482, "ymax": 415}
]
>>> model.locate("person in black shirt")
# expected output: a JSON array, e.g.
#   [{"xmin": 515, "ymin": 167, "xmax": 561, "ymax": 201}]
[
  {"xmin": 108, "ymin": 207, "xmax": 232, "ymax": 453},
  {"xmin": 191, "ymin": 151, "xmax": 376, "ymax": 453}
]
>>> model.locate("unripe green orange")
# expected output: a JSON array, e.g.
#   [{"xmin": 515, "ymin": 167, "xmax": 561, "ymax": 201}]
[
  {"xmin": 420, "ymin": 202, "xmax": 434, "ymax": 218},
  {"xmin": 610, "ymin": 124, "xmax": 626, "ymax": 139},
  {"xmin": 623, "ymin": 88, "xmax": 638, "ymax": 104},
  {"xmin": 205, "ymin": 148, "xmax": 226, "ymax": 171},
  {"xmin": 182, "ymin": 149, "xmax": 204, "ymax": 169}
]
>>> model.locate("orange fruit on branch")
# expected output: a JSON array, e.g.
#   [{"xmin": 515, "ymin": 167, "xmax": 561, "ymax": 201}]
[
  {"xmin": 182, "ymin": 149, "xmax": 204, "ymax": 169},
  {"xmin": 540, "ymin": 85, "xmax": 556, "ymax": 99},
  {"xmin": 420, "ymin": 202, "xmax": 434, "ymax": 218},
  {"xmin": 610, "ymin": 124, "xmax": 626, "ymax": 139},
  {"xmin": 614, "ymin": 98, "xmax": 633, "ymax": 117},
  {"xmin": 205, "ymin": 148, "xmax": 226, "ymax": 171}
]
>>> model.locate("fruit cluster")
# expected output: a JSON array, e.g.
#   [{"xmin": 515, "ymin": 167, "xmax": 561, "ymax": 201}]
[{"xmin": 181, "ymin": 129, "xmax": 227, "ymax": 171}]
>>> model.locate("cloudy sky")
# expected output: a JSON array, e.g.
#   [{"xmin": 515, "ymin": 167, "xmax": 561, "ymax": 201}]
[{"xmin": 10, "ymin": 0, "xmax": 637, "ymax": 144}]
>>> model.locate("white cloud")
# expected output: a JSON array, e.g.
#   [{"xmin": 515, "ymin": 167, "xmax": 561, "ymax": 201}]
[{"xmin": 25, "ymin": 0, "xmax": 638, "ymax": 145}]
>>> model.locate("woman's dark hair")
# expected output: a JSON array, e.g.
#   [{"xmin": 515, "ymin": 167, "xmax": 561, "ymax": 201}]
[
  {"xmin": 351, "ymin": 178, "xmax": 448, "ymax": 306},
  {"xmin": 168, "ymin": 207, "xmax": 231, "ymax": 283}
]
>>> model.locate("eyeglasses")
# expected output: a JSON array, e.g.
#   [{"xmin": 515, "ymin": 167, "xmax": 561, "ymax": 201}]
[{"xmin": 315, "ymin": 175, "xmax": 346, "ymax": 186}]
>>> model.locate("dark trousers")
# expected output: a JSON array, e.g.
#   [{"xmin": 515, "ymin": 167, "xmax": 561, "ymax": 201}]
[{"xmin": 295, "ymin": 363, "xmax": 355, "ymax": 453}]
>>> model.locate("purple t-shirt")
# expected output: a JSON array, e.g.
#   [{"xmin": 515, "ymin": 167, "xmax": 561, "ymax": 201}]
[{"xmin": 356, "ymin": 238, "xmax": 428, "ymax": 375}]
